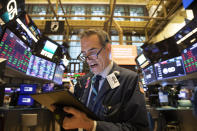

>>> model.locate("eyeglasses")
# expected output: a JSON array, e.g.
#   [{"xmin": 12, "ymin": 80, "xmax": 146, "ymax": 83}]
[{"xmin": 79, "ymin": 46, "xmax": 105, "ymax": 61}]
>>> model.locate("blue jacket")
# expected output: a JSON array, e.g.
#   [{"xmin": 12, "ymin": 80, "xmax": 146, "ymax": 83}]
[{"xmin": 74, "ymin": 63, "xmax": 149, "ymax": 131}]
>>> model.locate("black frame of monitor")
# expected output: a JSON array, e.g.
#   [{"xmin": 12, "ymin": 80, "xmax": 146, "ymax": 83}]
[
  {"xmin": 52, "ymin": 64, "xmax": 64, "ymax": 85},
  {"xmin": 26, "ymin": 54, "xmax": 57, "ymax": 81},
  {"xmin": 33, "ymin": 35, "xmax": 63, "ymax": 63},
  {"xmin": 0, "ymin": 27, "xmax": 33, "ymax": 73},
  {"xmin": 142, "ymin": 64, "xmax": 157, "ymax": 85},
  {"xmin": 135, "ymin": 52, "xmax": 151, "ymax": 69},
  {"xmin": 2, "ymin": 11, "xmax": 41, "ymax": 49},
  {"xmin": 154, "ymin": 56, "xmax": 186, "ymax": 80}
]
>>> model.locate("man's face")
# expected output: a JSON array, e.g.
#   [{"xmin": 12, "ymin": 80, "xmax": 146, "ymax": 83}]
[{"xmin": 81, "ymin": 34, "xmax": 111, "ymax": 75}]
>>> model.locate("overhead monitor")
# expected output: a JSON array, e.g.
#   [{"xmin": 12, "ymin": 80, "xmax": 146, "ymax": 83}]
[
  {"xmin": 182, "ymin": 0, "xmax": 195, "ymax": 9},
  {"xmin": 135, "ymin": 53, "xmax": 150, "ymax": 69},
  {"xmin": 0, "ymin": 0, "xmax": 25, "ymax": 24},
  {"xmin": 0, "ymin": 28, "xmax": 32, "ymax": 73},
  {"xmin": 181, "ymin": 42, "xmax": 197, "ymax": 74},
  {"xmin": 33, "ymin": 36, "xmax": 62, "ymax": 63},
  {"xmin": 142, "ymin": 65, "xmax": 156, "ymax": 84},
  {"xmin": 40, "ymin": 39, "xmax": 58, "ymax": 59},
  {"xmin": 142, "ymin": 37, "xmax": 180, "ymax": 63},
  {"xmin": 111, "ymin": 45, "xmax": 137, "ymax": 65},
  {"xmin": 154, "ymin": 56, "xmax": 186, "ymax": 80},
  {"xmin": 5, "ymin": 11, "xmax": 41, "ymax": 48},
  {"xmin": 19, "ymin": 84, "xmax": 37, "ymax": 94},
  {"xmin": 53, "ymin": 65, "xmax": 64, "ymax": 85},
  {"xmin": 26, "ymin": 55, "xmax": 56, "ymax": 80}
]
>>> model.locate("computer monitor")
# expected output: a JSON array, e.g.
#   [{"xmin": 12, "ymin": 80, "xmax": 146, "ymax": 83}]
[
  {"xmin": 178, "ymin": 91, "xmax": 187, "ymax": 99},
  {"xmin": 181, "ymin": 42, "xmax": 197, "ymax": 74},
  {"xmin": 142, "ymin": 65, "xmax": 156, "ymax": 84},
  {"xmin": 26, "ymin": 55, "xmax": 56, "ymax": 80},
  {"xmin": 53, "ymin": 65, "xmax": 64, "ymax": 85},
  {"xmin": 4, "ymin": 11, "xmax": 41, "ymax": 48},
  {"xmin": 19, "ymin": 84, "xmax": 37, "ymax": 94},
  {"xmin": 40, "ymin": 39, "xmax": 58, "ymax": 59},
  {"xmin": 17, "ymin": 95, "xmax": 34, "ymax": 106},
  {"xmin": 0, "ymin": 28, "xmax": 32, "ymax": 73},
  {"xmin": 182, "ymin": 0, "xmax": 195, "ymax": 9},
  {"xmin": 135, "ymin": 53, "xmax": 150, "ymax": 69},
  {"xmin": 158, "ymin": 91, "xmax": 169, "ymax": 105},
  {"xmin": 154, "ymin": 56, "xmax": 186, "ymax": 80}
]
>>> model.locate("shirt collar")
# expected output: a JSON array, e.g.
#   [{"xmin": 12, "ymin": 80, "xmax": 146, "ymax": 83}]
[{"xmin": 98, "ymin": 61, "xmax": 113, "ymax": 79}]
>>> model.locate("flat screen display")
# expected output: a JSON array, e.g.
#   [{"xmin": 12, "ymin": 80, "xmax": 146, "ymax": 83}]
[
  {"xmin": 136, "ymin": 53, "xmax": 151, "ymax": 69},
  {"xmin": 17, "ymin": 95, "xmax": 34, "ymax": 106},
  {"xmin": 26, "ymin": 55, "xmax": 56, "ymax": 80},
  {"xmin": 158, "ymin": 92, "xmax": 168, "ymax": 103},
  {"xmin": 3, "ymin": 11, "xmax": 41, "ymax": 48},
  {"xmin": 19, "ymin": 84, "xmax": 37, "ymax": 94},
  {"xmin": 0, "ymin": 0, "xmax": 25, "ymax": 24},
  {"xmin": 42, "ymin": 83, "xmax": 54, "ymax": 92},
  {"xmin": 136, "ymin": 53, "xmax": 147, "ymax": 65},
  {"xmin": 154, "ymin": 56, "xmax": 186, "ymax": 80},
  {"xmin": 183, "ymin": 0, "xmax": 194, "ymax": 9},
  {"xmin": 15, "ymin": 12, "xmax": 41, "ymax": 48},
  {"xmin": 142, "ymin": 65, "xmax": 156, "ymax": 84},
  {"xmin": 53, "ymin": 65, "xmax": 64, "ymax": 85},
  {"xmin": 178, "ymin": 91, "xmax": 187, "ymax": 99},
  {"xmin": 0, "ymin": 28, "xmax": 32, "ymax": 73},
  {"xmin": 181, "ymin": 43, "xmax": 197, "ymax": 74},
  {"xmin": 40, "ymin": 39, "xmax": 58, "ymax": 59}
]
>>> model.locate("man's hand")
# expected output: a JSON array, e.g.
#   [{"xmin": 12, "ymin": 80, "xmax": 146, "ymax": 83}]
[{"xmin": 62, "ymin": 107, "xmax": 94, "ymax": 131}]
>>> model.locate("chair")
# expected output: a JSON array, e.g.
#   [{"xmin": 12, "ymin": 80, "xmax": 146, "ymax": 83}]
[
  {"xmin": 165, "ymin": 121, "xmax": 181, "ymax": 131},
  {"xmin": 21, "ymin": 114, "xmax": 38, "ymax": 131}
]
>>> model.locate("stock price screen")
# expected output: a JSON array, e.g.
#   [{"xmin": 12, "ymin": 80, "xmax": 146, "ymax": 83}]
[
  {"xmin": 26, "ymin": 55, "xmax": 56, "ymax": 80},
  {"xmin": 0, "ymin": 28, "xmax": 32, "ymax": 73},
  {"xmin": 181, "ymin": 43, "xmax": 197, "ymax": 74},
  {"xmin": 154, "ymin": 56, "xmax": 186, "ymax": 80},
  {"xmin": 53, "ymin": 65, "xmax": 64, "ymax": 85},
  {"xmin": 142, "ymin": 65, "xmax": 156, "ymax": 84}
]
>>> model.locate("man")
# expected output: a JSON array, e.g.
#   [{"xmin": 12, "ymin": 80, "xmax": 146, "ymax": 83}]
[{"xmin": 60, "ymin": 29, "xmax": 149, "ymax": 131}]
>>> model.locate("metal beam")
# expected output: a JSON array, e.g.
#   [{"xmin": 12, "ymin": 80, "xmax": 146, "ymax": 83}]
[
  {"xmin": 113, "ymin": 19, "xmax": 123, "ymax": 45},
  {"xmin": 147, "ymin": 0, "xmax": 183, "ymax": 43},
  {"xmin": 58, "ymin": 0, "xmax": 71, "ymax": 42},
  {"xmin": 47, "ymin": 0, "xmax": 59, "ymax": 20},
  {"xmin": 144, "ymin": 0, "xmax": 163, "ymax": 30},
  {"xmin": 162, "ymin": 0, "xmax": 167, "ymax": 18},
  {"xmin": 108, "ymin": 0, "xmax": 116, "ymax": 35},
  {"xmin": 29, "ymin": 14, "xmax": 165, "ymax": 20}
]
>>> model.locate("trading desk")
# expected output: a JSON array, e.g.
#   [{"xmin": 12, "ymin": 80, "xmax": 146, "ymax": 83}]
[
  {"xmin": 155, "ymin": 106, "xmax": 197, "ymax": 131},
  {"xmin": 0, "ymin": 107, "xmax": 55, "ymax": 131}
]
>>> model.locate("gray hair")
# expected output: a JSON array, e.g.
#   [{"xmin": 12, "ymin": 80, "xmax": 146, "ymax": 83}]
[{"xmin": 79, "ymin": 29, "xmax": 111, "ymax": 47}]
